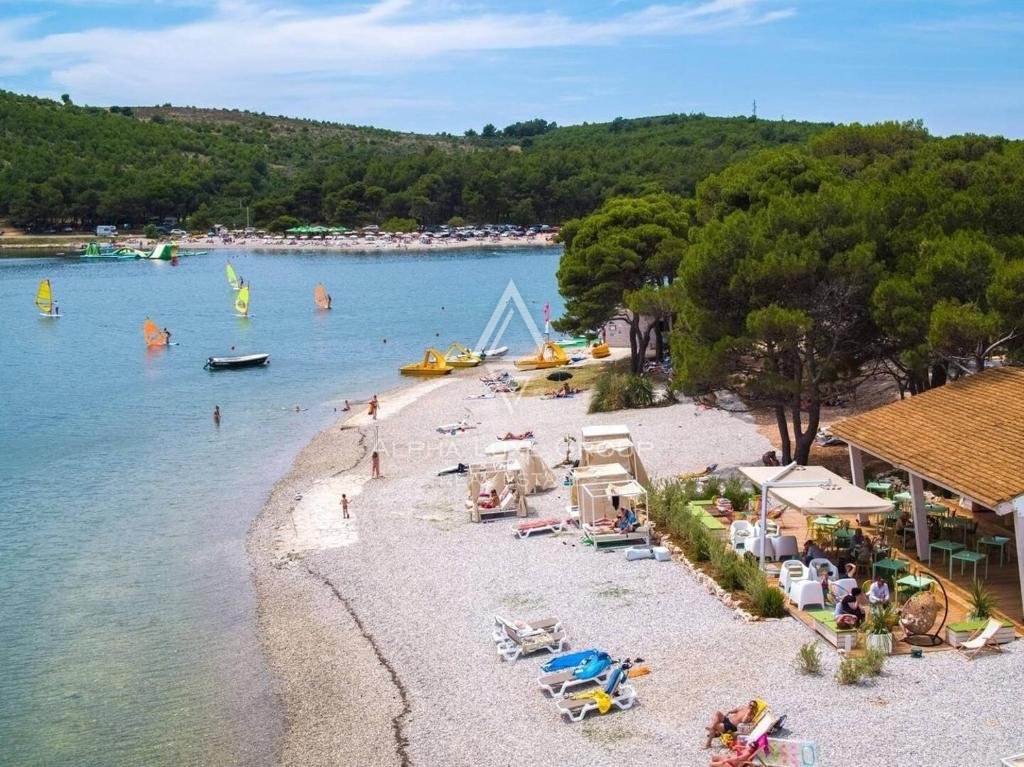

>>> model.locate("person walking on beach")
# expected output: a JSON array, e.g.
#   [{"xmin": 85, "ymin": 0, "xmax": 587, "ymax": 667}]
[
  {"xmin": 213, "ymin": 405, "xmax": 221, "ymax": 426},
  {"xmin": 371, "ymin": 451, "xmax": 381, "ymax": 479},
  {"xmin": 368, "ymin": 394, "xmax": 379, "ymax": 420},
  {"xmin": 340, "ymin": 493, "xmax": 350, "ymax": 519}
]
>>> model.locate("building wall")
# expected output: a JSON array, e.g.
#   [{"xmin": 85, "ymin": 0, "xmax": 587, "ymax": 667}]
[{"xmin": 602, "ymin": 314, "xmax": 658, "ymax": 353}]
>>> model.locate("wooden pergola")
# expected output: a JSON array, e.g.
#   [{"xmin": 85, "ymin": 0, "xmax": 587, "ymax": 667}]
[{"xmin": 830, "ymin": 367, "xmax": 1024, "ymax": 616}]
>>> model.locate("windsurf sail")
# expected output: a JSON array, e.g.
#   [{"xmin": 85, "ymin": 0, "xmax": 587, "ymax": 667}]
[
  {"xmin": 314, "ymin": 283, "xmax": 331, "ymax": 309},
  {"xmin": 143, "ymin": 318, "xmax": 168, "ymax": 347},
  {"xmin": 235, "ymin": 285, "xmax": 250, "ymax": 316},
  {"xmin": 35, "ymin": 279, "xmax": 53, "ymax": 314},
  {"xmin": 226, "ymin": 262, "xmax": 240, "ymax": 290}
]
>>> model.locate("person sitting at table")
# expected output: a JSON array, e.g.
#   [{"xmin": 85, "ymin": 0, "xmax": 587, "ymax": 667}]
[
  {"xmin": 868, "ymin": 575, "xmax": 891, "ymax": 605},
  {"xmin": 802, "ymin": 539, "xmax": 827, "ymax": 566},
  {"xmin": 848, "ymin": 527, "xmax": 866, "ymax": 555},
  {"xmin": 834, "ymin": 587, "xmax": 866, "ymax": 628},
  {"xmin": 894, "ymin": 510, "xmax": 912, "ymax": 535}
]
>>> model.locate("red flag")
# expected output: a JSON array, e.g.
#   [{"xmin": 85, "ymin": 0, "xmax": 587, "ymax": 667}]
[{"xmin": 543, "ymin": 302, "xmax": 550, "ymax": 323}]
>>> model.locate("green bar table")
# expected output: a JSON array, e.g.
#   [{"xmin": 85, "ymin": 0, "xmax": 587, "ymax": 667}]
[
  {"xmin": 928, "ymin": 539, "xmax": 964, "ymax": 565},
  {"xmin": 978, "ymin": 536, "xmax": 1010, "ymax": 566},
  {"xmin": 950, "ymin": 550, "xmax": 988, "ymax": 581}
]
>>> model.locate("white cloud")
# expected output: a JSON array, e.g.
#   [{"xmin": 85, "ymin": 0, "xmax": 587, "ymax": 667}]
[{"xmin": 0, "ymin": 0, "xmax": 792, "ymax": 107}]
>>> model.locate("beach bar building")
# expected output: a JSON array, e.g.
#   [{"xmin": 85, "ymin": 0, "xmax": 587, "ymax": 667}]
[{"xmin": 829, "ymin": 367, "xmax": 1024, "ymax": 619}]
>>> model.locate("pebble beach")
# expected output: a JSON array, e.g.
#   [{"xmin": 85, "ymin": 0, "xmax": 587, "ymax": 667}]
[{"xmin": 249, "ymin": 360, "xmax": 1024, "ymax": 767}]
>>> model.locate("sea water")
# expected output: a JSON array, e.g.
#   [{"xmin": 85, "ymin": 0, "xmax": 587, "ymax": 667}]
[{"xmin": 0, "ymin": 246, "xmax": 564, "ymax": 766}]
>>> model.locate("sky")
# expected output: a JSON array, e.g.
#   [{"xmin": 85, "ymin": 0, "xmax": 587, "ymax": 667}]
[{"xmin": 0, "ymin": 0, "xmax": 1021, "ymax": 138}]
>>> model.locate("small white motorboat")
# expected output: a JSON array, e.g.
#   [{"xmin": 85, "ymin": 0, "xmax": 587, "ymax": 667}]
[
  {"xmin": 479, "ymin": 346, "xmax": 509, "ymax": 359},
  {"xmin": 204, "ymin": 353, "xmax": 270, "ymax": 370}
]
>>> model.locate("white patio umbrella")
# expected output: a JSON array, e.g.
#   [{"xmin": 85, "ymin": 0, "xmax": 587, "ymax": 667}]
[{"xmin": 739, "ymin": 464, "xmax": 894, "ymax": 569}]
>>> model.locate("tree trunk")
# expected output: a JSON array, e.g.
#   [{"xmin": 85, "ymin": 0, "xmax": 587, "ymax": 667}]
[
  {"xmin": 793, "ymin": 400, "xmax": 820, "ymax": 465},
  {"xmin": 628, "ymin": 318, "xmax": 641, "ymax": 373},
  {"xmin": 653, "ymin": 319, "xmax": 665, "ymax": 362},
  {"xmin": 774, "ymin": 405, "xmax": 792, "ymax": 464}
]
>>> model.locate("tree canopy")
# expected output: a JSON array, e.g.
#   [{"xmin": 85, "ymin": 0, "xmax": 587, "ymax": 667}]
[
  {"xmin": 556, "ymin": 194, "xmax": 692, "ymax": 371},
  {"xmin": 672, "ymin": 122, "xmax": 1024, "ymax": 462},
  {"xmin": 0, "ymin": 89, "xmax": 828, "ymax": 232}
]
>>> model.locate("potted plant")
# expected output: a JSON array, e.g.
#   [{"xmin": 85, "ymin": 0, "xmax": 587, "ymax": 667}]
[
  {"xmin": 864, "ymin": 602, "xmax": 899, "ymax": 655},
  {"xmin": 966, "ymin": 578, "xmax": 996, "ymax": 620}
]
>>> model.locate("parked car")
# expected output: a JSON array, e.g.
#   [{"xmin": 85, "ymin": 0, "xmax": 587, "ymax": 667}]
[{"xmin": 169, "ymin": 229, "xmax": 187, "ymax": 236}]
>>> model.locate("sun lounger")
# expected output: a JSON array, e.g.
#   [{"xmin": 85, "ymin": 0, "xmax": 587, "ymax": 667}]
[
  {"xmin": 492, "ymin": 615, "xmax": 567, "ymax": 662},
  {"xmin": 957, "ymin": 616, "xmax": 1007, "ymax": 659},
  {"xmin": 555, "ymin": 661, "xmax": 636, "ymax": 722},
  {"xmin": 537, "ymin": 650, "xmax": 613, "ymax": 696},
  {"xmin": 512, "ymin": 517, "xmax": 564, "ymax": 539}
]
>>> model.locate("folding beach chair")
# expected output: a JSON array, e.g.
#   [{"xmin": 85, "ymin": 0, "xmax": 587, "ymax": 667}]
[{"xmin": 957, "ymin": 617, "xmax": 1006, "ymax": 659}]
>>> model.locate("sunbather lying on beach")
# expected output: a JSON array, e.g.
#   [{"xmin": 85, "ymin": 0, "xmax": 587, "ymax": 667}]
[
  {"xmin": 499, "ymin": 430, "xmax": 534, "ymax": 440},
  {"xmin": 478, "ymin": 489, "xmax": 501, "ymax": 509},
  {"xmin": 705, "ymin": 700, "xmax": 758, "ymax": 748},
  {"xmin": 709, "ymin": 736, "xmax": 768, "ymax": 766}
]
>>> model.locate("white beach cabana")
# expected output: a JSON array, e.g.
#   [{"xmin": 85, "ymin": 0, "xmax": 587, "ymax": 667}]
[
  {"xmin": 483, "ymin": 440, "xmax": 557, "ymax": 494},
  {"xmin": 570, "ymin": 463, "xmax": 631, "ymax": 507},
  {"xmin": 579, "ymin": 478, "xmax": 648, "ymax": 526},
  {"xmin": 739, "ymin": 464, "xmax": 894, "ymax": 568},
  {"xmin": 579, "ymin": 437, "xmax": 649, "ymax": 487},
  {"xmin": 466, "ymin": 460, "xmax": 528, "ymax": 522},
  {"xmin": 580, "ymin": 424, "xmax": 632, "ymax": 443}
]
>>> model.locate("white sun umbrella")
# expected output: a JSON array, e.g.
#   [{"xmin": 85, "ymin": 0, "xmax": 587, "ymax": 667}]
[{"xmin": 739, "ymin": 464, "xmax": 894, "ymax": 569}]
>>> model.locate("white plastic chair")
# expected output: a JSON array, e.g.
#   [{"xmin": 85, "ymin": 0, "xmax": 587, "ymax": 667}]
[
  {"xmin": 807, "ymin": 558, "xmax": 839, "ymax": 579},
  {"xmin": 779, "ymin": 561, "xmax": 808, "ymax": 593},
  {"xmin": 753, "ymin": 520, "xmax": 780, "ymax": 538},
  {"xmin": 790, "ymin": 580, "xmax": 826, "ymax": 611},
  {"xmin": 772, "ymin": 535, "xmax": 800, "ymax": 561},
  {"xmin": 729, "ymin": 520, "xmax": 753, "ymax": 552},
  {"xmin": 830, "ymin": 577, "xmax": 858, "ymax": 600},
  {"xmin": 747, "ymin": 536, "xmax": 776, "ymax": 561}
]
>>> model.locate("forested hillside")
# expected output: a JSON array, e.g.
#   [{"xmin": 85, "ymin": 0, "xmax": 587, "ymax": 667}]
[{"xmin": 0, "ymin": 90, "xmax": 828, "ymax": 232}]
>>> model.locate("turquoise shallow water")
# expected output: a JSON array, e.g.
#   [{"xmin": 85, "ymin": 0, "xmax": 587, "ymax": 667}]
[{"xmin": 0, "ymin": 246, "xmax": 563, "ymax": 766}]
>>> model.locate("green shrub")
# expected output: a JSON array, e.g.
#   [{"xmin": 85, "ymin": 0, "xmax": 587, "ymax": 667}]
[
  {"xmin": 748, "ymin": 579, "xmax": 787, "ymax": 618},
  {"xmin": 588, "ymin": 371, "xmax": 656, "ymax": 412},
  {"xmin": 624, "ymin": 374, "xmax": 654, "ymax": 408},
  {"xmin": 835, "ymin": 655, "xmax": 864, "ymax": 685},
  {"xmin": 795, "ymin": 640, "xmax": 823, "ymax": 675},
  {"xmin": 860, "ymin": 648, "xmax": 886, "ymax": 677}
]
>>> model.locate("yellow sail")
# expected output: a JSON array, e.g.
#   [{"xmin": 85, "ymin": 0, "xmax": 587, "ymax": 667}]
[
  {"xmin": 35, "ymin": 279, "xmax": 53, "ymax": 314},
  {"xmin": 226, "ymin": 262, "xmax": 240, "ymax": 290},
  {"xmin": 143, "ymin": 318, "xmax": 168, "ymax": 347},
  {"xmin": 235, "ymin": 285, "xmax": 250, "ymax": 316},
  {"xmin": 314, "ymin": 283, "xmax": 331, "ymax": 310}
]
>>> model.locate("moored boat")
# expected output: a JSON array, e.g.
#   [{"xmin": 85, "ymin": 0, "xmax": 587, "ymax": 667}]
[
  {"xmin": 555, "ymin": 335, "xmax": 589, "ymax": 349},
  {"xmin": 400, "ymin": 348, "xmax": 453, "ymax": 376},
  {"xmin": 444, "ymin": 342, "xmax": 482, "ymax": 367},
  {"xmin": 479, "ymin": 345, "xmax": 509, "ymax": 358},
  {"xmin": 514, "ymin": 341, "xmax": 570, "ymax": 370},
  {"xmin": 204, "ymin": 353, "xmax": 270, "ymax": 369}
]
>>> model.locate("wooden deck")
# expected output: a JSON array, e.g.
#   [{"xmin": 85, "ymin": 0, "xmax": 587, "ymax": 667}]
[{"xmin": 755, "ymin": 503, "xmax": 1022, "ymax": 650}]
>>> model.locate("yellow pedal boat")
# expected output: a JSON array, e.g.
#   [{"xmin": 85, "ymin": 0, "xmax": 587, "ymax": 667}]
[
  {"xmin": 400, "ymin": 348, "xmax": 453, "ymax": 376},
  {"xmin": 444, "ymin": 342, "xmax": 482, "ymax": 368},
  {"xmin": 514, "ymin": 341, "xmax": 570, "ymax": 370},
  {"xmin": 590, "ymin": 342, "xmax": 610, "ymax": 359}
]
